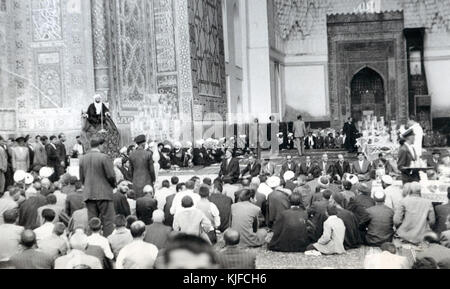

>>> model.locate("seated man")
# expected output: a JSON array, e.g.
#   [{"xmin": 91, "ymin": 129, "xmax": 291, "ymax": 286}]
[
  {"xmin": 364, "ymin": 242, "xmax": 410, "ymax": 269},
  {"xmin": 170, "ymin": 142, "xmax": 190, "ymax": 168},
  {"xmin": 416, "ymin": 232, "xmax": 450, "ymax": 264},
  {"xmin": 218, "ymin": 149, "xmax": 240, "ymax": 184},
  {"xmin": 217, "ymin": 229, "xmax": 256, "ymax": 269},
  {"xmin": 324, "ymin": 133, "xmax": 335, "ymax": 149},
  {"xmin": 371, "ymin": 153, "xmax": 394, "ymax": 176},
  {"xmin": 279, "ymin": 155, "xmax": 297, "ymax": 182},
  {"xmin": 308, "ymin": 204, "xmax": 346, "ymax": 255},
  {"xmin": 260, "ymin": 158, "xmax": 276, "ymax": 177},
  {"xmin": 304, "ymin": 132, "xmax": 316, "ymax": 150},
  {"xmin": 334, "ymin": 154, "xmax": 351, "ymax": 182},
  {"xmin": 240, "ymin": 154, "xmax": 261, "ymax": 180},
  {"xmin": 315, "ymin": 130, "xmax": 325, "ymax": 149},
  {"xmin": 365, "ymin": 191, "xmax": 395, "ymax": 246},
  {"xmin": 231, "ymin": 189, "xmax": 266, "ymax": 248},
  {"xmin": 297, "ymin": 156, "xmax": 320, "ymax": 180},
  {"xmin": 433, "ymin": 188, "xmax": 450, "ymax": 235},
  {"xmin": 352, "ymin": 152, "xmax": 372, "ymax": 181},
  {"xmin": 268, "ymin": 193, "xmax": 311, "ymax": 252},
  {"xmin": 428, "ymin": 150, "xmax": 442, "ymax": 175},
  {"xmin": 394, "ymin": 182, "xmax": 435, "ymax": 245},
  {"xmin": 318, "ymin": 154, "xmax": 335, "ymax": 180}
]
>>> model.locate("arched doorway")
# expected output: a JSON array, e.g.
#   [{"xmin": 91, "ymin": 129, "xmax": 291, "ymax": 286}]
[{"xmin": 350, "ymin": 67, "xmax": 386, "ymax": 121}]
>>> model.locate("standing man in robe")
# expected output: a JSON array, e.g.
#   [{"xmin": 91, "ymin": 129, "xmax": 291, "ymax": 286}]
[
  {"xmin": 343, "ymin": 117, "xmax": 359, "ymax": 153},
  {"xmin": 32, "ymin": 135, "xmax": 47, "ymax": 171},
  {"xmin": 46, "ymin": 136, "xmax": 61, "ymax": 182},
  {"xmin": 397, "ymin": 129, "xmax": 420, "ymax": 184},
  {"xmin": 79, "ymin": 137, "xmax": 116, "ymax": 237},
  {"xmin": 129, "ymin": 135, "xmax": 156, "ymax": 198},
  {"xmin": 11, "ymin": 137, "xmax": 30, "ymax": 172},
  {"xmin": 293, "ymin": 115, "xmax": 307, "ymax": 156},
  {"xmin": 408, "ymin": 116, "xmax": 424, "ymax": 159},
  {"xmin": 56, "ymin": 133, "xmax": 68, "ymax": 177}
]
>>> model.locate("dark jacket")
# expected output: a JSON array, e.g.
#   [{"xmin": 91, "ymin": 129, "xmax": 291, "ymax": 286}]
[
  {"xmin": 397, "ymin": 144, "xmax": 420, "ymax": 183},
  {"xmin": 87, "ymin": 103, "xmax": 109, "ymax": 127},
  {"xmin": 143, "ymin": 223, "xmax": 172, "ymax": 249},
  {"xmin": 241, "ymin": 162, "xmax": 261, "ymax": 179},
  {"xmin": 297, "ymin": 162, "xmax": 320, "ymax": 178},
  {"xmin": 136, "ymin": 195, "xmax": 158, "ymax": 225},
  {"xmin": 219, "ymin": 158, "xmax": 240, "ymax": 184},
  {"xmin": 163, "ymin": 194, "xmax": 176, "ymax": 227},
  {"xmin": 79, "ymin": 150, "xmax": 116, "ymax": 201},
  {"xmin": 65, "ymin": 191, "xmax": 85, "ymax": 217},
  {"xmin": 45, "ymin": 143, "xmax": 60, "ymax": 168},
  {"xmin": 267, "ymin": 189, "xmax": 290, "ymax": 228},
  {"xmin": 129, "ymin": 148, "xmax": 156, "ymax": 198},
  {"xmin": 209, "ymin": 193, "xmax": 233, "ymax": 232},
  {"xmin": 113, "ymin": 192, "xmax": 131, "ymax": 217},
  {"xmin": 434, "ymin": 203, "xmax": 450, "ymax": 235},
  {"xmin": 365, "ymin": 204, "xmax": 395, "ymax": 246},
  {"xmin": 18, "ymin": 195, "xmax": 47, "ymax": 230},
  {"xmin": 334, "ymin": 161, "xmax": 351, "ymax": 179},
  {"xmin": 337, "ymin": 208, "xmax": 363, "ymax": 249},
  {"xmin": 268, "ymin": 207, "xmax": 310, "ymax": 252}
]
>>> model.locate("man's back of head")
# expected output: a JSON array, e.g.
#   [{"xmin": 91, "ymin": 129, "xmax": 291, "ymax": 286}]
[
  {"xmin": 3, "ymin": 209, "xmax": 19, "ymax": 224},
  {"xmin": 88, "ymin": 218, "xmax": 102, "ymax": 234},
  {"xmin": 171, "ymin": 176, "xmax": 179, "ymax": 186},
  {"xmin": 185, "ymin": 180, "xmax": 195, "ymax": 191},
  {"xmin": 42, "ymin": 209, "xmax": 56, "ymax": 223},
  {"xmin": 224, "ymin": 229, "xmax": 240, "ymax": 246},
  {"xmin": 114, "ymin": 215, "xmax": 127, "ymax": 229},
  {"xmin": 130, "ymin": 221, "xmax": 146, "ymax": 239},
  {"xmin": 21, "ymin": 230, "xmax": 37, "ymax": 249},
  {"xmin": 53, "ymin": 222, "xmax": 66, "ymax": 237}
]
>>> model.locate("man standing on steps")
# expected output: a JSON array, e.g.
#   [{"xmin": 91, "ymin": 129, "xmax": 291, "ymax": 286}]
[
  {"xmin": 79, "ymin": 137, "xmax": 116, "ymax": 237},
  {"xmin": 293, "ymin": 115, "xmax": 307, "ymax": 156}
]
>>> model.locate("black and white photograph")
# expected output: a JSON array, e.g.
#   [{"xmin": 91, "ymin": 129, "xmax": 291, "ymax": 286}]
[{"xmin": 1, "ymin": 0, "xmax": 450, "ymax": 277}]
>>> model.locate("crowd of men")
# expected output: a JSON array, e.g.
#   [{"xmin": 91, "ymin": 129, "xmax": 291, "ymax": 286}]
[{"xmin": 1, "ymin": 124, "xmax": 450, "ymax": 269}]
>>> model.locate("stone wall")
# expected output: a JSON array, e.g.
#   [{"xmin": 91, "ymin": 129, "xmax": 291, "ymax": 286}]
[
  {"xmin": 188, "ymin": 0, "xmax": 227, "ymax": 122},
  {"xmin": 0, "ymin": 0, "xmax": 95, "ymax": 144},
  {"xmin": 271, "ymin": 0, "xmax": 450, "ymax": 126}
]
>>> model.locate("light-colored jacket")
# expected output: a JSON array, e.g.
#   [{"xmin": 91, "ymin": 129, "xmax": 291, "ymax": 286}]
[
  {"xmin": 394, "ymin": 195, "xmax": 435, "ymax": 244},
  {"xmin": 11, "ymin": 146, "xmax": 29, "ymax": 172},
  {"xmin": 173, "ymin": 207, "xmax": 212, "ymax": 241},
  {"xmin": 313, "ymin": 215, "xmax": 346, "ymax": 255},
  {"xmin": 293, "ymin": 120, "xmax": 307, "ymax": 138}
]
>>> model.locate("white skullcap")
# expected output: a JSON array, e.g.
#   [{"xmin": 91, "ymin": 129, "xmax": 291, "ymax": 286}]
[
  {"xmin": 13, "ymin": 170, "xmax": 26, "ymax": 183},
  {"xmin": 373, "ymin": 190, "xmax": 386, "ymax": 202},
  {"xmin": 152, "ymin": 210, "xmax": 165, "ymax": 223},
  {"xmin": 381, "ymin": 175, "xmax": 393, "ymax": 185},
  {"xmin": 266, "ymin": 176, "xmax": 281, "ymax": 189},
  {"xmin": 283, "ymin": 171, "xmax": 295, "ymax": 182}
]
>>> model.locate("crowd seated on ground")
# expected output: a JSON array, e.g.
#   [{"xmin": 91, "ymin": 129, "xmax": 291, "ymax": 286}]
[{"xmin": 2, "ymin": 129, "xmax": 450, "ymax": 269}]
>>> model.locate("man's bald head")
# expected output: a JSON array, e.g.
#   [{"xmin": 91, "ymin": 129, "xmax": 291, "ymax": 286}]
[
  {"xmin": 224, "ymin": 229, "xmax": 240, "ymax": 246},
  {"xmin": 143, "ymin": 185, "xmax": 154, "ymax": 195},
  {"xmin": 21, "ymin": 230, "xmax": 37, "ymax": 248}
]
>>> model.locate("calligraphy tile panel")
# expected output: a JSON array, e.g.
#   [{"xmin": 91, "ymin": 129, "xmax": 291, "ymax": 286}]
[
  {"xmin": 31, "ymin": 0, "xmax": 63, "ymax": 42},
  {"xmin": 153, "ymin": 0, "xmax": 176, "ymax": 73}
]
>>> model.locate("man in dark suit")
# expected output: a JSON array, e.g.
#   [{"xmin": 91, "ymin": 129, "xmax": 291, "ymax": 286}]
[
  {"xmin": 297, "ymin": 156, "xmax": 320, "ymax": 179},
  {"xmin": 136, "ymin": 186, "xmax": 158, "ymax": 225},
  {"xmin": 334, "ymin": 154, "xmax": 351, "ymax": 181},
  {"xmin": 79, "ymin": 137, "xmax": 116, "ymax": 237},
  {"xmin": 113, "ymin": 180, "xmax": 131, "ymax": 217},
  {"xmin": 267, "ymin": 177, "xmax": 290, "ymax": 228},
  {"xmin": 217, "ymin": 229, "xmax": 256, "ymax": 269},
  {"xmin": 279, "ymin": 155, "xmax": 297, "ymax": 182},
  {"xmin": 46, "ymin": 135, "xmax": 61, "ymax": 182},
  {"xmin": 318, "ymin": 154, "xmax": 335, "ymax": 179},
  {"xmin": 240, "ymin": 154, "xmax": 261, "ymax": 180},
  {"xmin": 428, "ymin": 150, "xmax": 442, "ymax": 172},
  {"xmin": 433, "ymin": 189, "xmax": 450, "ymax": 235},
  {"xmin": 56, "ymin": 133, "xmax": 68, "ymax": 176},
  {"xmin": 304, "ymin": 131, "xmax": 316, "ymax": 150},
  {"xmin": 397, "ymin": 129, "xmax": 420, "ymax": 184},
  {"xmin": 129, "ymin": 135, "xmax": 156, "ymax": 198},
  {"xmin": 219, "ymin": 149, "xmax": 240, "ymax": 184},
  {"xmin": 268, "ymin": 193, "xmax": 310, "ymax": 252},
  {"xmin": 209, "ymin": 182, "xmax": 233, "ymax": 233}
]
